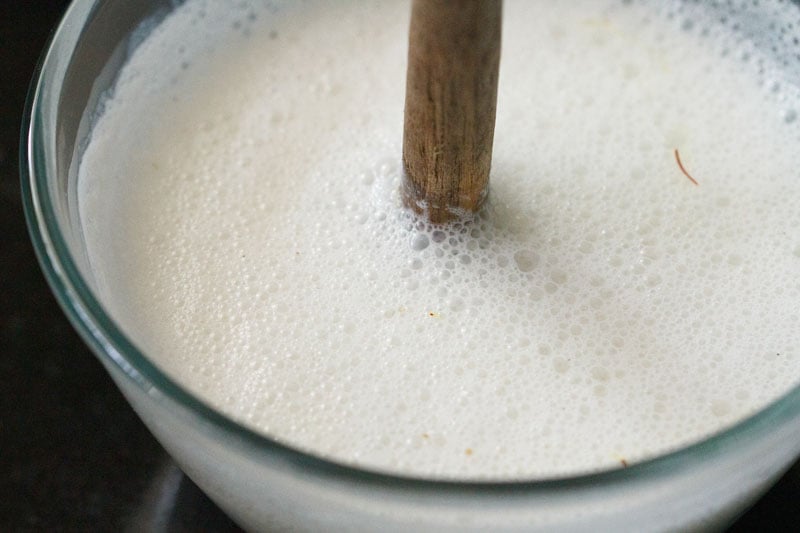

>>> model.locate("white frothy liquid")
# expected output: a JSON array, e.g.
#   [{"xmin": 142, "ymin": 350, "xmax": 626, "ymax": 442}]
[{"xmin": 79, "ymin": 0, "xmax": 800, "ymax": 479}]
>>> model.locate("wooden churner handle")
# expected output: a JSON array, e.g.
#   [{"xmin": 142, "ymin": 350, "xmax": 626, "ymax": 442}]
[{"xmin": 402, "ymin": 0, "xmax": 502, "ymax": 223}]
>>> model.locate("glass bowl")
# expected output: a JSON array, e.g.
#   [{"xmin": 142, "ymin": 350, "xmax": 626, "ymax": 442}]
[{"xmin": 21, "ymin": 1, "xmax": 800, "ymax": 531}]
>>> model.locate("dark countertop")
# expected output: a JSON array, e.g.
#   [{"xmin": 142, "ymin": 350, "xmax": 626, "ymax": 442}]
[{"xmin": 1, "ymin": 2, "xmax": 798, "ymax": 531}]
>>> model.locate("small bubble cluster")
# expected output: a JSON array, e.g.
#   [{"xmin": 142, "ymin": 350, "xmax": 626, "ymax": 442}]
[{"xmin": 78, "ymin": 0, "xmax": 800, "ymax": 480}]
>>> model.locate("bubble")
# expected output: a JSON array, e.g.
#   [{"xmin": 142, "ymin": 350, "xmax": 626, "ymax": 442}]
[
  {"xmin": 646, "ymin": 274, "xmax": 662, "ymax": 287},
  {"xmin": 513, "ymin": 249, "xmax": 540, "ymax": 272},
  {"xmin": 448, "ymin": 298, "xmax": 465, "ymax": 312},
  {"xmin": 727, "ymin": 254, "xmax": 743, "ymax": 266},
  {"xmin": 590, "ymin": 367, "xmax": 611, "ymax": 381},
  {"xmin": 553, "ymin": 358, "xmax": 570, "ymax": 374},
  {"xmin": 550, "ymin": 270, "xmax": 568, "ymax": 285},
  {"xmin": 411, "ymin": 234, "xmax": 429, "ymax": 251},
  {"xmin": 710, "ymin": 400, "xmax": 732, "ymax": 417}
]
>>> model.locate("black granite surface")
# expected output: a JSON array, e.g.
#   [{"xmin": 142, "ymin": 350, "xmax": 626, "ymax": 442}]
[{"xmin": 1, "ymin": 2, "xmax": 798, "ymax": 532}]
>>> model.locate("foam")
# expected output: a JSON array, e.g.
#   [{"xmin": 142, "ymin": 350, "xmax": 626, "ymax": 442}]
[{"xmin": 78, "ymin": 0, "xmax": 800, "ymax": 479}]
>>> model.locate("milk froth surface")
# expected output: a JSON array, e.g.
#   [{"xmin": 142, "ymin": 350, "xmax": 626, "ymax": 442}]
[{"xmin": 79, "ymin": 0, "xmax": 800, "ymax": 479}]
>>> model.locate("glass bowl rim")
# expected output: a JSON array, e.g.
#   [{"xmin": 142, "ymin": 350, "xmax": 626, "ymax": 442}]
[{"xmin": 20, "ymin": 0, "xmax": 800, "ymax": 496}]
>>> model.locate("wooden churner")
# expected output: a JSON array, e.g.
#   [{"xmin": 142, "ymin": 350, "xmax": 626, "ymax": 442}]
[{"xmin": 402, "ymin": 0, "xmax": 502, "ymax": 223}]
